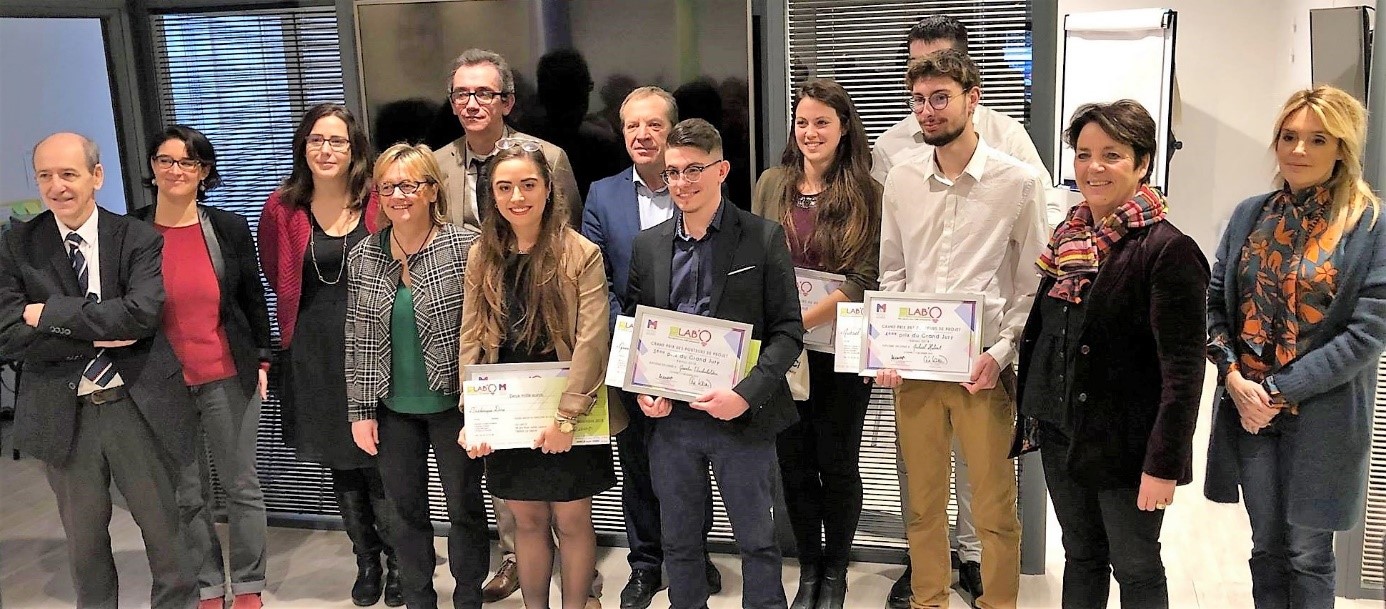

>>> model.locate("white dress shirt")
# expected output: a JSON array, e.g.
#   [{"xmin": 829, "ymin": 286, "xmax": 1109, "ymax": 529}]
[
  {"xmin": 877, "ymin": 137, "xmax": 1048, "ymax": 369},
  {"xmin": 463, "ymin": 145, "xmax": 495, "ymax": 223},
  {"xmin": 633, "ymin": 168, "xmax": 675, "ymax": 230},
  {"xmin": 871, "ymin": 105, "xmax": 1068, "ymax": 226},
  {"xmin": 54, "ymin": 210, "xmax": 125, "ymax": 394}
]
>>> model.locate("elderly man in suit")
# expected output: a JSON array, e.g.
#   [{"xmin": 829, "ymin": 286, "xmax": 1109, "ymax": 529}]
[
  {"xmin": 625, "ymin": 118, "xmax": 805, "ymax": 609},
  {"xmin": 0, "ymin": 132, "xmax": 195, "ymax": 609},
  {"xmin": 582, "ymin": 87, "xmax": 719, "ymax": 609}
]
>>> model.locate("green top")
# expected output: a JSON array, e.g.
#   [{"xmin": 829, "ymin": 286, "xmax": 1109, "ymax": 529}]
[{"xmin": 385, "ymin": 284, "xmax": 456, "ymax": 414}]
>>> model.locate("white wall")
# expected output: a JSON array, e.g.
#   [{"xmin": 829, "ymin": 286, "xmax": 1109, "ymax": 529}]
[
  {"xmin": 0, "ymin": 17, "xmax": 128, "ymax": 214},
  {"xmin": 1054, "ymin": 0, "xmax": 1369, "ymax": 256}
]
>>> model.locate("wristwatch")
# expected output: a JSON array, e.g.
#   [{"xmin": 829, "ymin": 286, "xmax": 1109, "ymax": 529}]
[{"xmin": 556, "ymin": 416, "xmax": 577, "ymax": 434}]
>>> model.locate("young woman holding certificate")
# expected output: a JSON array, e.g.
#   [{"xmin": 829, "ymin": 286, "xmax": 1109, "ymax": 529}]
[
  {"xmin": 751, "ymin": 78, "xmax": 880, "ymax": 609},
  {"xmin": 345, "ymin": 143, "xmax": 489, "ymax": 609},
  {"xmin": 456, "ymin": 143, "xmax": 625, "ymax": 609}
]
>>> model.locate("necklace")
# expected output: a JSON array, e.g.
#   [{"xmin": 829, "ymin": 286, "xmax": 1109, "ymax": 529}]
[
  {"xmin": 308, "ymin": 217, "xmax": 348, "ymax": 285},
  {"xmin": 392, "ymin": 224, "xmax": 435, "ymax": 260},
  {"xmin": 795, "ymin": 193, "xmax": 820, "ymax": 209}
]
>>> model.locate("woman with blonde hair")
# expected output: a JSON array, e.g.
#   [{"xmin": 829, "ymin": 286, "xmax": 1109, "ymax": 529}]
[
  {"xmin": 346, "ymin": 143, "xmax": 488, "ymax": 609},
  {"xmin": 1205, "ymin": 85, "xmax": 1386, "ymax": 608}
]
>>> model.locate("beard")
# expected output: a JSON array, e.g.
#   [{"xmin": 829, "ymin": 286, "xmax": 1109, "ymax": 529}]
[{"xmin": 922, "ymin": 119, "xmax": 966, "ymax": 147}]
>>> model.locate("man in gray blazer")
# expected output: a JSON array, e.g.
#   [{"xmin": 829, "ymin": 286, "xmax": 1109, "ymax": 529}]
[
  {"xmin": 432, "ymin": 48, "xmax": 582, "ymax": 231},
  {"xmin": 0, "ymin": 133, "xmax": 195, "ymax": 609}
]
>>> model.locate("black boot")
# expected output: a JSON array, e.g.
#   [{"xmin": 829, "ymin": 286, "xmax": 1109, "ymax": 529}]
[
  {"xmin": 338, "ymin": 488, "xmax": 385, "ymax": 606},
  {"xmin": 351, "ymin": 553, "xmax": 384, "ymax": 606},
  {"xmin": 814, "ymin": 566, "xmax": 847, "ymax": 609},
  {"xmin": 383, "ymin": 552, "xmax": 404, "ymax": 607},
  {"xmin": 790, "ymin": 563, "xmax": 821, "ymax": 609}
]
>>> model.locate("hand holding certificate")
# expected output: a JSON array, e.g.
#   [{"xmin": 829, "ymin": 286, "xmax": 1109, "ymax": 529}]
[
  {"xmin": 859, "ymin": 291, "xmax": 986, "ymax": 383},
  {"xmin": 795, "ymin": 268, "xmax": 846, "ymax": 353},
  {"xmin": 623, "ymin": 306, "xmax": 755, "ymax": 403},
  {"xmin": 461, "ymin": 362, "xmax": 611, "ymax": 452}
]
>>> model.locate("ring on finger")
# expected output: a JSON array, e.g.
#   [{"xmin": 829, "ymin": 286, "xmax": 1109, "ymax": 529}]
[{"xmin": 1155, "ymin": 501, "xmax": 1169, "ymax": 510}]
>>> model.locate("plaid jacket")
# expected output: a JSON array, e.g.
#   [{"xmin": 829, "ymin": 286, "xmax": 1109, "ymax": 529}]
[{"xmin": 345, "ymin": 223, "xmax": 479, "ymax": 421}]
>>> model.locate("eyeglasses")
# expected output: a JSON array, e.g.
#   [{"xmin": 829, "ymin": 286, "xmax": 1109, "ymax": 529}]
[
  {"xmin": 1074, "ymin": 151, "xmax": 1132, "ymax": 166},
  {"xmin": 448, "ymin": 89, "xmax": 511, "ymax": 105},
  {"xmin": 374, "ymin": 179, "xmax": 436, "ymax": 196},
  {"xmin": 306, "ymin": 135, "xmax": 351, "ymax": 151},
  {"xmin": 496, "ymin": 138, "xmax": 541, "ymax": 153},
  {"xmin": 658, "ymin": 159, "xmax": 724, "ymax": 184},
  {"xmin": 907, "ymin": 91, "xmax": 964, "ymax": 112},
  {"xmin": 152, "ymin": 155, "xmax": 203, "ymax": 171}
]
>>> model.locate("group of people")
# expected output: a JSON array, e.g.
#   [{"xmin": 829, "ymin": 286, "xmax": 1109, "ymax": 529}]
[{"xmin": 1, "ymin": 13, "xmax": 1383, "ymax": 609}]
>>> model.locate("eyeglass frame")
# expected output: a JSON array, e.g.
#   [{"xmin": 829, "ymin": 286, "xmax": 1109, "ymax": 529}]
[
  {"xmin": 305, "ymin": 134, "xmax": 351, "ymax": 152},
  {"xmin": 151, "ymin": 155, "xmax": 205, "ymax": 171},
  {"xmin": 496, "ymin": 138, "xmax": 541, "ymax": 153},
  {"xmin": 906, "ymin": 90, "xmax": 970, "ymax": 113},
  {"xmin": 658, "ymin": 159, "xmax": 725, "ymax": 184},
  {"xmin": 448, "ymin": 88, "xmax": 513, "ymax": 106},
  {"xmin": 374, "ymin": 179, "xmax": 437, "ymax": 197}
]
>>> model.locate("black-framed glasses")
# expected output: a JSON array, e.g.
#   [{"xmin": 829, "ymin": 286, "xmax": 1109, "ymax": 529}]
[
  {"xmin": 152, "ymin": 155, "xmax": 203, "ymax": 171},
  {"xmin": 306, "ymin": 135, "xmax": 351, "ymax": 151},
  {"xmin": 659, "ymin": 159, "xmax": 724, "ymax": 184},
  {"xmin": 496, "ymin": 138, "xmax": 541, "ymax": 153},
  {"xmin": 374, "ymin": 179, "xmax": 436, "ymax": 196},
  {"xmin": 907, "ymin": 91, "xmax": 964, "ymax": 112},
  {"xmin": 448, "ymin": 89, "xmax": 511, "ymax": 105}
]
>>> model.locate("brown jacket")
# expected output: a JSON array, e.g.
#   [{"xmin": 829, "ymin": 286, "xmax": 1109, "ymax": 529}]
[
  {"xmin": 457, "ymin": 229, "xmax": 627, "ymax": 434},
  {"xmin": 751, "ymin": 166, "xmax": 882, "ymax": 300},
  {"xmin": 434, "ymin": 129, "xmax": 582, "ymax": 230}
]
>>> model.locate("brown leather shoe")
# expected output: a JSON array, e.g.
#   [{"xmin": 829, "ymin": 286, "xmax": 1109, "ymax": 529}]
[
  {"xmin": 584, "ymin": 595, "xmax": 602, "ymax": 609},
  {"xmin": 481, "ymin": 557, "xmax": 520, "ymax": 603}
]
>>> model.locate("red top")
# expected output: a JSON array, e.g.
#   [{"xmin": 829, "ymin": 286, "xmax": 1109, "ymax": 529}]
[
  {"xmin": 156, "ymin": 223, "xmax": 237, "ymax": 386},
  {"xmin": 257, "ymin": 190, "xmax": 380, "ymax": 347}
]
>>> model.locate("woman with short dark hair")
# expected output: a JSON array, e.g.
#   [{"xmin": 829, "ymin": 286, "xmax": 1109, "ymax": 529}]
[{"xmin": 1017, "ymin": 100, "xmax": 1209, "ymax": 609}]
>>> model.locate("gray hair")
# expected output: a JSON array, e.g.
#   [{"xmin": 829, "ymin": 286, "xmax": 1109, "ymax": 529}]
[
  {"xmin": 619, "ymin": 86, "xmax": 679, "ymax": 125},
  {"xmin": 446, "ymin": 48, "xmax": 514, "ymax": 94},
  {"xmin": 32, "ymin": 132, "xmax": 101, "ymax": 172}
]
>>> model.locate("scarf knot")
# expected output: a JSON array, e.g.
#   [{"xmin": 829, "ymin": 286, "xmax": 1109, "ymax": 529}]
[{"xmin": 1036, "ymin": 184, "xmax": 1169, "ymax": 303}]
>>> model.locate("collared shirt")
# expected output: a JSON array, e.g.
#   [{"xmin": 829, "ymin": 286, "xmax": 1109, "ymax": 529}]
[
  {"xmin": 633, "ymin": 168, "xmax": 675, "ymax": 230},
  {"xmin": 878, "ymin": 137, "xmax": 1049, "ymax": 369},
  {"xmin": 463, "ymin": 146, "xmax": 496, "ymax": 223},
  {"xmin": 871, "ymin": 105, "xmax": 1067, "ymax": 226},
  {"xmin": 54, "ymin": 210, "xmax": 125, "ymax": 393},
  {"xmin": 669, "ymin": 202, "xmax": 726, "ymax": 316}
]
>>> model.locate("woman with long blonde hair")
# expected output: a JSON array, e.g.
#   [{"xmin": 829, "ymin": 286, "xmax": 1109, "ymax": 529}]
[{"xmin": 1205, "ymin": 85, "xmax": 1386, "ymax": 608}]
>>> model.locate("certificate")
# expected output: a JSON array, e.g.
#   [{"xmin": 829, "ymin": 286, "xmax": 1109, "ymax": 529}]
[
  {"xmin": 605, "ymin": 315, "xmax": 636, "ymax": 387},
  {"xmin": 859, "ymin": 291, "xmax": 985, "ymax": 383},
  {"xmin": 833, "ymin": 302, "xmax": 865, "ymax": 373},
  {"xmin": 462, "ymin": 362, "xmax": 610, "ymax": 451},
  {"xmin": 623, "ymin": 306, "xmax": 754, "ymax": 403},
  {"xmin": 795, "ymin": 268, "xmax": 846, "ymax": 353}
]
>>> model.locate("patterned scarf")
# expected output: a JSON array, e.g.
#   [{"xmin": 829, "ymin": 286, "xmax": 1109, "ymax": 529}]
[{"xmin": 1036, "ymin": 184, "xmax": 1169, "ymax": 303}]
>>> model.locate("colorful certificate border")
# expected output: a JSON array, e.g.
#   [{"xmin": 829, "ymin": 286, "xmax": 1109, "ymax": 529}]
[
  {"xmin": 795, "ymin": 267, "xmax": 847, "ymax": 353},
  {"xmin": 623, "ymin": 305, "xmax": 754, "ymax": 403},
  {"xmin": 859, "ymin": 291, "xmax": 986, "ymax": 383}
]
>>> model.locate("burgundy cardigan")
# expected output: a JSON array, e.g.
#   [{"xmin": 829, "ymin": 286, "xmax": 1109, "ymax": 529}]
[{"xmin": 257, "ymin": 190, "xmax": 380, "ymax": 347}]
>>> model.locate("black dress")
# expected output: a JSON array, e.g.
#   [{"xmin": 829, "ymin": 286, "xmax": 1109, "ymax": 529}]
[
  {"xmin": 282, "ymin": 215, "xmax": 373, "ymax": 470},
  {"xmin": 484, "ymin": 254, "xmax": 616, "ymax": 502}
]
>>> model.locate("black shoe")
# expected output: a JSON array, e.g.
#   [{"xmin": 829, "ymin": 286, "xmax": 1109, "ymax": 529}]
[
  {"xmin": 958, "ymin": 561, "xmax": 982, "ymax": 602},
  {"xmin": 886, "ymin": 564, "xmax": 911, "ymax": 609},
  {"xmin": 790, "ymin": 564, "xmax": 821, "ymax": 609},
  {"xmin": 351, "ymin": 553, "xmax": 384, "ymax": 606},
  {"xmin": 383, "ymin": 553, "xmax": 404, "ymax": 607},
  {"xmin": 814, "ymin": 566, "xmax": 846, "ymax": 609},
  {"xmin": 619, "ymin": 568, "xmax": 663, "ymax": 609},
  {"xmin": 951, "ymin": 550, "xmax": 962, "ymax": 571},
  {"xmin": 705, "ymin": 559, "xmax": 722, "ymax": 595}
]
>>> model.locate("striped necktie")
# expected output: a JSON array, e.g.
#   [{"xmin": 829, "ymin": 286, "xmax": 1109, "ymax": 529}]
[{"xmin": 66, "ymin": 233, "xmax": 117, "ymax": 388}]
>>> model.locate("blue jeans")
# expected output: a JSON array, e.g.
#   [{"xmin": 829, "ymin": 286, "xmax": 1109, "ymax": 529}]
[{"xmin": 1236, "ymin": 415, "xmax": 1336, "ymax": 609}]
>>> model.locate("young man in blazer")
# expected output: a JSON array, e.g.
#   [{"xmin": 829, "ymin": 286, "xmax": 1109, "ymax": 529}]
[
  {"xmin": 0, "ymin": 133, "xmax": 196, "ymax": 609},
  {"xmin": 582, "ymin": 86, "xmax": 719, "ymax": 609},
  {"xmin": 625, "ymin": 118, "xmax": 805, "ymax": 609}
]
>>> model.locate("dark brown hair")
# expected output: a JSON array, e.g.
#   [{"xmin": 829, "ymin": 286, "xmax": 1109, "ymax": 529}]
[
  {"xmin": 778, "ymin": 78, "xmax": 878, "ymax": 271},
  {"xmin": 145, "ymin": 124, "xmax": 221, "ymax": 202},
  {"xmin": 1064, "ymin": 100, "xmax": 1157, "ymax": 185},
  {"xmin": 907, "ymin": 15, "xmax": 969, "ymax": 54},
  {"xmin": 666, "ymin": 118, "xmax": 722, "ymax": 155},
  {"xmin": 280, "ymin": 103, "xmax": 373, "ymax": 210},
  {"xmin": 905, "ymin": 48, "xmax": 980, "ymax": 92},
  {"xmin": 471, "ymin": 146, "xmax": 574, "ymax": 355}
]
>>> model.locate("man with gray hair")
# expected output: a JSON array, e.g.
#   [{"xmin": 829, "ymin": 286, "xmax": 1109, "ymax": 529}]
[
  {"xmin": 432, "ymin": 48, "xmax": 582, "ymax": 231},
  {"xmin": 0, "ymin": 132, "xmax": 196, "ymax": 608}
]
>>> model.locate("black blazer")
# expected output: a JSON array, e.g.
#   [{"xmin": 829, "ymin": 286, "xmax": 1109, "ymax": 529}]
[
  {"xmin": 1016, "ymin": 221, "xmax": 1209, "ymax": 488},
  {"xmin": 0, "ymin": 207, "xmax": 196, "ymax": 465},
  {"xmin": 131, "ymin": 204, "xmax": 272, "ymax": 398},
  {"xmin": 625, "ymin": 201, "xmax": 806, "ymax": 440}
]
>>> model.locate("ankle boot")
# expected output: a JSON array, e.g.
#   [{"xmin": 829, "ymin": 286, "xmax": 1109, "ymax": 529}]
[
  {"xmin": 790, "ymin": 563, "xmax": 821, "ymax": 609},
  {"xmin": 383, "ymin": 552, "xmax": 404, "ymax": 607},
  {"xmin": 814, "ymin": 566, "xmax": 847, "ymax": 609}
]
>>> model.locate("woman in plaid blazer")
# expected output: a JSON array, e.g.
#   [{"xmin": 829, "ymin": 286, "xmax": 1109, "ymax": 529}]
[{"xmin": 344, "ymin": 143, "xmax": 489, "ymax": 609}]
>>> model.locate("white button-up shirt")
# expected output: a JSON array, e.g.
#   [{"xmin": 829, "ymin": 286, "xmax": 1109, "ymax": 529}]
[
  {"xmin": 54, "ymin": 210, "xmax": 125, "ymax": 394},
  {"xmin": 633, "ymin": 168, "xmax": 674, "ymax": 230},
  {"xmin": 878, "ymin": 137, "xmax": 1048, "ymax": 369}
]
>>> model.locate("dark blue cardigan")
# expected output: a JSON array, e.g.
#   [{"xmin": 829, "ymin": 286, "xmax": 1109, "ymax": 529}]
[{"xmin": 1203, "ymin": 190, "xmax": 1386, "ymax": 531}]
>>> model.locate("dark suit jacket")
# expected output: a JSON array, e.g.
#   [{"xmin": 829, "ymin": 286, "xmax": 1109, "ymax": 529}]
[
  {"xmin": 582, "ymin": 167, "xmax": 644, "ymax": 329},
  {"xmin": 1016, "ymin": 220, "xmax": 1209, "ymax": 489},
  {"xmin": 131, "ymin": 204, "xmax": 272, "ymax": 399},
  {"xmin": 625, "ymin": 201, "xmax": 805, "ymax": 440},
  {"xmin": 0, "ymin": 207, "xmax": 195, "ymax": 466}
]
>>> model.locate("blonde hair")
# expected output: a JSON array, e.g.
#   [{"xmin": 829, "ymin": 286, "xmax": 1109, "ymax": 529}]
[
  {"xmin": 1273, "ymin": 86, "xmax": 1379, "ymax": 229},
  {"xmin": 619, "ymin": 86, "xmax": 678, "ymax": 125},
  {"xmin": 372, "ymin": 143, "xmax": 449, "ymax": 228}
]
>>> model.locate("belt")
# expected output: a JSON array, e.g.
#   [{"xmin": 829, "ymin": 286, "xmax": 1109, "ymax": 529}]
[{"xmin": 81, "ymin": 385, "xmax": 129, "ymax": 405}]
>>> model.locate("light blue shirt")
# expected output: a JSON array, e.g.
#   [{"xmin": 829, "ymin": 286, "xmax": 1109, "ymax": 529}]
[{"xmin": 633, "ymin": 168, "xmax": 674, "ymax": 230}]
